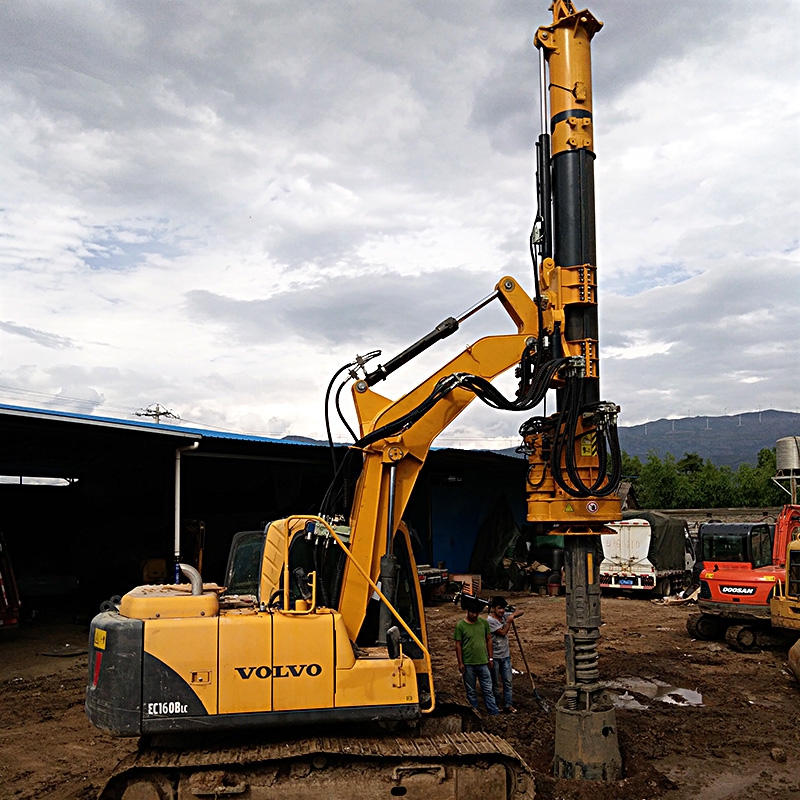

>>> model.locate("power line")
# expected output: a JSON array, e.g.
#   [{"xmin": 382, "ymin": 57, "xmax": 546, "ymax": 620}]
[{"xmin": 0, "ymin": 384, "xmax": 136, "ymax": 416}]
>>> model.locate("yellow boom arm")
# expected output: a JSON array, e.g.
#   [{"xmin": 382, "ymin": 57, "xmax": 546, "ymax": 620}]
[{"xmin": 338, "ymin": 276, "xmax": 539, "ymax": 639}]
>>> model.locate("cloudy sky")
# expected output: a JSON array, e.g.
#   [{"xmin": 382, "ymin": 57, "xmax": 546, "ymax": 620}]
[{"xmin": 1, "ymin": 0, "xmax": 798, "ymax": 449}]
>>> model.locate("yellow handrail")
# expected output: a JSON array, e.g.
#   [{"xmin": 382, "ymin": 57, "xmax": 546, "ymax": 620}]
[{"xmin": 283, "ymin": 514, "xmax": 436, "ymax": 713}]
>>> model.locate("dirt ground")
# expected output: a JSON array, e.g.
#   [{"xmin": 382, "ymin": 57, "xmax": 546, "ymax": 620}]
[{"xmin": 1, "ymin": 593, "xmax": 799, "ymax": 800}]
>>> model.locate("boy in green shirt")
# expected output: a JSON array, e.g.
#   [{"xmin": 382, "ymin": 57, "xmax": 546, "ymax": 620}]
[{"xmin": 453, "ymin": 599, "xmax": 499, "ymax": 715}]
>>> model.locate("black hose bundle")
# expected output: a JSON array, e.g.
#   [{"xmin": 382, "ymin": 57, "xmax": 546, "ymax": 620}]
[{"xmin": 519, "ymin": 374, "xmax": 622, "ymax": 499}]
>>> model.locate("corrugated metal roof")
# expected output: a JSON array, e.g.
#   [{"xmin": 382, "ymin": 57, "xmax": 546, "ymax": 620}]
[
  {"xmin": 0, "ymin": 403, "xmax": 525, "ymax": 462},
  {"xmin": 0, "ymin": 402, "xmax": 325, "ymax": 447}
]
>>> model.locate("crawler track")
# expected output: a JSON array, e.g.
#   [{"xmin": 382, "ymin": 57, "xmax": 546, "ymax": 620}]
[{"xmin": 100, "ymin": 730, "xmax": 535, "ymax": 799}]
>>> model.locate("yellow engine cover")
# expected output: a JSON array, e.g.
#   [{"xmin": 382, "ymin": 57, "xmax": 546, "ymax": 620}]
[{"xmin": 135, "ymin": 598, "xmax": 417, "ymax": 720}]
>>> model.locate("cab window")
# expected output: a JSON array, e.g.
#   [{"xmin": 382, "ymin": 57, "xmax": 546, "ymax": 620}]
[
  {"xmin": 224, "ymin": 531, "xmax": 265, "ymax": 597},
  {"xmin": 392, "ymin": 530, "xmax": 424, "ymax": 659},
  {"xmin": 703, "ymin": 534, "xmax": 747, "ymax": 563},
  {"xmin": 750, "ymin": 527, "xmax": 772, "ymax": 569}
]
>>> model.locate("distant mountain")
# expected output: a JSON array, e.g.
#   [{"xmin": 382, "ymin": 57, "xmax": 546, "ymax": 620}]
[
  {"xmin": 616, "ymin": 410, "xmax": 800, "ymax": 469},
  {"xmin": 495, "ymin": 410, "xmax": 800, "ymax": 469}
]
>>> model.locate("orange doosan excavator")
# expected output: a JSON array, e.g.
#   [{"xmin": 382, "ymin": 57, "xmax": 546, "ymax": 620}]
[
  {"xmin": 687, "ymin": 505, "xmax": 800, "ymax": 652},
  {"xmin": 85, "ymin": 3, "xmax": 625, "ymax": 797}
]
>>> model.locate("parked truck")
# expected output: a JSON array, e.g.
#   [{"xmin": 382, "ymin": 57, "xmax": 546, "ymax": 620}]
[{"xmin": 600, "ymin": 510, "xmax": 694, "ymax": 597}]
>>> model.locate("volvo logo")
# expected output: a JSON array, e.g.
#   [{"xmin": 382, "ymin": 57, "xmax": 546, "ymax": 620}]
[{"xmin": 234, "ymin": 664, "xmax": 323, "ymax": 679}]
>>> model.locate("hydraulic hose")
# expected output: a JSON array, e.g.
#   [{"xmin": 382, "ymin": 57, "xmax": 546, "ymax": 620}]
[
  {"xmin": 547, "ymin": 374, "xmax": 621, "ymax": 497},
  {"xmin": 323, "ymin": 339, "xmax": 622, "ymax": 517},
  {"xmin": 324, "ymin": 351, "xmax": 382, "ymax": 472}
]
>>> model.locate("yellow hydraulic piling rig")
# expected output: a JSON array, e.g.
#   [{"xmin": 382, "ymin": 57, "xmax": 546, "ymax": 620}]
[
  {"xmin": 85, "ymin": 3, "xmax": 623, "ymax": 796},
  {"xmin": 317, "ymin": 1, "xmax": 622, "ymax": 781}
]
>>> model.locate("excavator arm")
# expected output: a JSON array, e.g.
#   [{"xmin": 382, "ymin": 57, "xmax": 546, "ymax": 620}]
[{"xmin": 338, "ymin": 276, "xmax": 541, "ymax": 640}]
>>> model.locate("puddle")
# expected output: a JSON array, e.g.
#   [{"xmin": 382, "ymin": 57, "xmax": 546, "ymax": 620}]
[
  {"xmin": 613, "ymin": 691, "xmax": 649, "ymax": 710},
  {"xmin": 605, "ymin": 677, "xmax": 703, "ymax": 708}
]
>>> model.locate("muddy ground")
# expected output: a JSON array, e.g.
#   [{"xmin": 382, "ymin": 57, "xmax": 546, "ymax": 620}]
[{"xmin": 1, "ymin": 593, "xmax": 798, "ymax": 800}]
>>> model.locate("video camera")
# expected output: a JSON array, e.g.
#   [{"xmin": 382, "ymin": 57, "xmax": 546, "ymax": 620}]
[{"xmin": 452, "ymin": 590, "xmax": 514, "ymax": 614}]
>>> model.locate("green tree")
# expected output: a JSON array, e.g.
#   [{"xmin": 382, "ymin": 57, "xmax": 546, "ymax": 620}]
[
  {"xmin": 733, "ymin": 448, "xmax": 785, "ymax": 507},
  {"xmin": 672, "ymin": 471, "xmax": 697, "ymax": 509},
  {"xmin": 694, "ymin": 461, "xmax": 734, "ymax": 508},
  {"xmin": 677, "ymin": 452, "xmax": 704, "ymax": 475},
  {"xmin": 624, "ymin": 448, "xmax": 780, "ymax": 509},
  {"xmin": 620, "ymin": 451, "xmax": 643, "ymax": 481},
  {"xmin": 636, "ymin": 451, "xmax": 680, "ymax": 508}
]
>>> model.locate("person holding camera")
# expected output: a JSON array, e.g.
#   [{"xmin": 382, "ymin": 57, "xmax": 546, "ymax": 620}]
[
  {"xmin": 453, "ymin": 598, "xmax": 499, "ymax": 716},
  {"xmin": 488, "ymin": 596, "xmax": 524, "ymax": 713}
]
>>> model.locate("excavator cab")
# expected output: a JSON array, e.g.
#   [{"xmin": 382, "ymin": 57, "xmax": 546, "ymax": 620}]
[
  {"xmin": 221, "ymin": 523, "xmax": 425, "ymax": 659},
  {"xmin": 699, "ymin": 523, "xmax": 773, "ymax": 569}
]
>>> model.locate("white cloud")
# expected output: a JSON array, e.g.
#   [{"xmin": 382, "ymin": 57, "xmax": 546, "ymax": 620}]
[{"xmin": 0, "ymin": 0, "xmax": 797, "ymax": 446}]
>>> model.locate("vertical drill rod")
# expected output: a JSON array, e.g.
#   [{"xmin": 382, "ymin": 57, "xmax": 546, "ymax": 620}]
[{"xmin": 534, "ymin": 2, "xmax": 621, "ymax": 780}]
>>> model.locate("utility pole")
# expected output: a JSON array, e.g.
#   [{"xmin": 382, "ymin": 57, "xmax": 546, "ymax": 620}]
[{"xmin": 135, "ymin": 403, "xmax": 181, "ymax": 424}]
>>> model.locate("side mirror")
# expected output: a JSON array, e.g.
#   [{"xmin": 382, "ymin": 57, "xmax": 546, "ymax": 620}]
[
  {"xmin": 293, "ymin": 567, "xmax": 312, "ymax": 601},
  {"xmin": 386, "ymin": 625, "xmax": 402, "ymax": 660}
]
